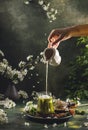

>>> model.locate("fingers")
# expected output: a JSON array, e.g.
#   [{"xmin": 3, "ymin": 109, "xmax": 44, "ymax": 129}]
[
  {"xmin": 48, "ymin": 40, "xmax": 60, "ymax": 49},
  {"xmin": 48, "ymin": 35, "xmax": 62, "ymax": 48},
  {"xmin": 47, "ymin": 29, "xmax": 67, "ymax": 48},
  {"xmin": 48, "ymin": 30, "xmax": 55, "ymax": 42},
  {"xmin": 47, "ymin": 28, "xmax": 72, "ymax": 48},
  {"xmin": 48, "ymin": 42, "xmax": 60, "ymax": 49}
]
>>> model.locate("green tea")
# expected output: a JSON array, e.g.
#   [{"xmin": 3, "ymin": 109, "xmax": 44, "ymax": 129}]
[{"xmin": 37, "ymin": 95, "xmax": 54, "ymax": 115}]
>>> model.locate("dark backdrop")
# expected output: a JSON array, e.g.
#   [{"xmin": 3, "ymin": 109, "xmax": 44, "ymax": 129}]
[{"xmin": 0, "ymin": 0, "xmax": 88, "ymax": 98}]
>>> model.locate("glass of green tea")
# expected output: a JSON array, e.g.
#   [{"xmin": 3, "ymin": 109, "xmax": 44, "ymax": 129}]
[{"xmin": 37, "ymin": 92, "xmax": 54, "ymax": 115}]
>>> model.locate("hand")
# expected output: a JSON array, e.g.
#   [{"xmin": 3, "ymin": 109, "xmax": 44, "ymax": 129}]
[{"xmin": 48, "ymin": 28, "xmax": 71, "ymax": 48}]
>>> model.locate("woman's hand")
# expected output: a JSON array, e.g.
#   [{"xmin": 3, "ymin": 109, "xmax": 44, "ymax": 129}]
[
  {"xmin": 48, "ymin": 24, "xmax": 88, "ymax": 48},
  {"xmin": 48, "ymin": 28, "xmax": 71, "ymax": 48}
]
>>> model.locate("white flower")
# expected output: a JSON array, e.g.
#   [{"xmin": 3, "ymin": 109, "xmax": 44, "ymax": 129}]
[
  {"xmin": 26, "ymin": 101, "xmax": 33, "ymax": 106},
  {"xmin": 46, "ymin": 12, "xmax": 52, "ymax": 19},
  {"xmin": 24, "ymin": 1, "xmax": 29, "ymax": 5},
  {"xmin": 37, "ymin": 56, "xmax": 40, "ymax": 59},
  {"xmin": 18, "ymin": 90, "xmax": 28, "ymax": 99},
  {"xmin": 10, "ymin": 69, "xmax": 24, "ymax": 84},
  {"xmin": 52, "ymin": 123, "xmax": 57, "ymax": 127},
  {"xmin": 24, "ymin": 122, "xmax": 30, "ymax": 126},
  {"xmin": 4, "ymin": 98, "xmax": 16, "ymax": 109},
  {"xmin": 19, "ymin": 61, "xmax": 26, "ymax": 68},
  {"xmin": 33, "ymin": 85, "xmax": 35, "ymax": 88},
  {"xmin": 44, "ymin": 124, "xmax": 48, "ymax": 128},
  {"xmin": 51, "ymin": 14, "xmax": 55, "ymax": 19},
  {"xmin": 55, "ymin": 9, "xmax": 58, "ymax": 14},
  {"xmin": 31, "ymin": 73, "xmax": 33, "ymax": 76},
  {"xmin": 6, "ymin": 66, "xmax": 13, "ymax": 79},
  {"xmin": 17, "ymin": 71, "xmax": 23, "ymax": 79},
  {"xmin": 0, "ymin": 50, "xmax": 38, "ymax": 85},
  {"xmin": 29, "ymin": 66, "xmax": 35, "ymax": 70},
  {"xmin": 47, "ymin": 3, "xmax": 50, "ymax": 7},
  {"xmin": 38, "ymin": 0, "xmax": 43, "ymax": 5},
  {"xmin": 24, "ymin": 101, "xmax": 37, "ymax": 113},
  {"xmin": 42, "ymin": 5, "xmax": 49, "ymax": 11},
  {"xmin": 0, "ymin": 50, "xmax": 4, "ymax": 57},
  {"xmin": 40, "ymin": 51, "xmax": 44, "ymax": 56},
  {"xmin": 49, "ymin": 20, "xmax": 53, "ymax": 23},
  {"xmin": 36, "ymin": 73, "xmax": 39, "ymax": 76},
  {"xmin": 85, "ymin": 44, "xmax": 88, "ymax": 48},
  {"xmin": 0, "ymin": 62, "xmax": 7, "ymax": 74},
  {"xmin": 13, "ymin": 80, "xmax": 19, "ymax": 84},
  {"xmin": 84, "ymin": 122, "xmax": 88, "ymax": 127},
  {"xmin": 34, "ymin": 61, "xmax": 38, "ymax": 64},
  {"xmin": 38, "ymin": 0, "xmax": 57, "ymax": 22},
  {"xmin": 51, "ymin": 8, "xmax": 55, "ymax": 12},
  {"xmin": 64, "ymin": 122, "xmax": 67, "ymax": 127},
  {"xmin": 3, "ymin": 59, "xmax": 8, "ymax": 65},
  {"xmin": 76, "ymin": 101, "xmax": 81, "ymax": 106},
  {"xmin": 27, "ymin": 55, "xmax": 33, "ymax": 61},
  {"xmin": 21, "ymin": 69, "xmax": 28, "ymax": 76},
  {"xmin": 37, "ymin": 81, "xmax": 40, "ymax": 84},
  {"xmin": 0, "ymin": 109, "xmax": 8, "ymax": 124}
]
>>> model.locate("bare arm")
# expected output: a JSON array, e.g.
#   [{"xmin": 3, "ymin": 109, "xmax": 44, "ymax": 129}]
[
  {"xmin": 69, "ymin": 24, "xmax": 88, "ymax": 37},
  {"xmin": 48, "ymin": 24, "xmax": 88, "ymax": 48}
]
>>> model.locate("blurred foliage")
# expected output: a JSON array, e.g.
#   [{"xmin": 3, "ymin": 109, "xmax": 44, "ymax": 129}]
[{"xmin": 65, "ymin": 37, "xmax": 88, "ymax": 99}]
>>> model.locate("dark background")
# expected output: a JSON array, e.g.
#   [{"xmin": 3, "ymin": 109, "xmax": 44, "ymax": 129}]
[{"xmin": 0, "ymin": 0, "xmax": 88, "ymax": 98}]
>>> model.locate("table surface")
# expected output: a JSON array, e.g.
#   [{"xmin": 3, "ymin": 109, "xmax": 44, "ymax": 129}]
[{"xmin": 0, "ymin": 101, "xmax": 88, "ymax": 130}]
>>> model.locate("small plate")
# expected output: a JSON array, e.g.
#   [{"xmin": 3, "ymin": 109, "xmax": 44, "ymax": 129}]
[{"xmin": 25, "ymin": 114, "xmax": 72, "ymax": 124}]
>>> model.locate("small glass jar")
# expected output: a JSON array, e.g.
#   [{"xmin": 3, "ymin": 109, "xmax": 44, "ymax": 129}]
[{"xmin": 37, "ymin": 92, "xmax": 54, "ymax": 115}]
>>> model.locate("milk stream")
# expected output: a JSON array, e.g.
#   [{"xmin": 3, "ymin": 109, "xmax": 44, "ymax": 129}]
[{"xmin": 45, "ymin": 62, "xmax": 48, "ymax": 95}]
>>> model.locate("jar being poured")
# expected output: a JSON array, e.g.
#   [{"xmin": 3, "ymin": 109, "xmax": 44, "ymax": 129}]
[{"xmin": 43, "ymin": 47, "xmax": 61, "ymax": 66}]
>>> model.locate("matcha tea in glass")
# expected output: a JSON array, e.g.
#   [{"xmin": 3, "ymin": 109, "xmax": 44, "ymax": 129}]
[{"xmin": 37, "ymin": 92, "xmax": 54, "ymax": 115}]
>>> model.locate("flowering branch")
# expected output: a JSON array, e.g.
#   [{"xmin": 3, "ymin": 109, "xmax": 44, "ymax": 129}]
[{"xmin": 0, "ymin": 50, "xmax": 39, "ymax": 85}]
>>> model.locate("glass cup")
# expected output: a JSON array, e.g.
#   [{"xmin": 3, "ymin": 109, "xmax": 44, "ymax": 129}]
[
  {"xmin": 43, "ymin": 48, "xmax": 61, "ymax": 66},
  {"xmin": 37, "ymin": 92, "xmax": 54, "ymax": 115}
]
